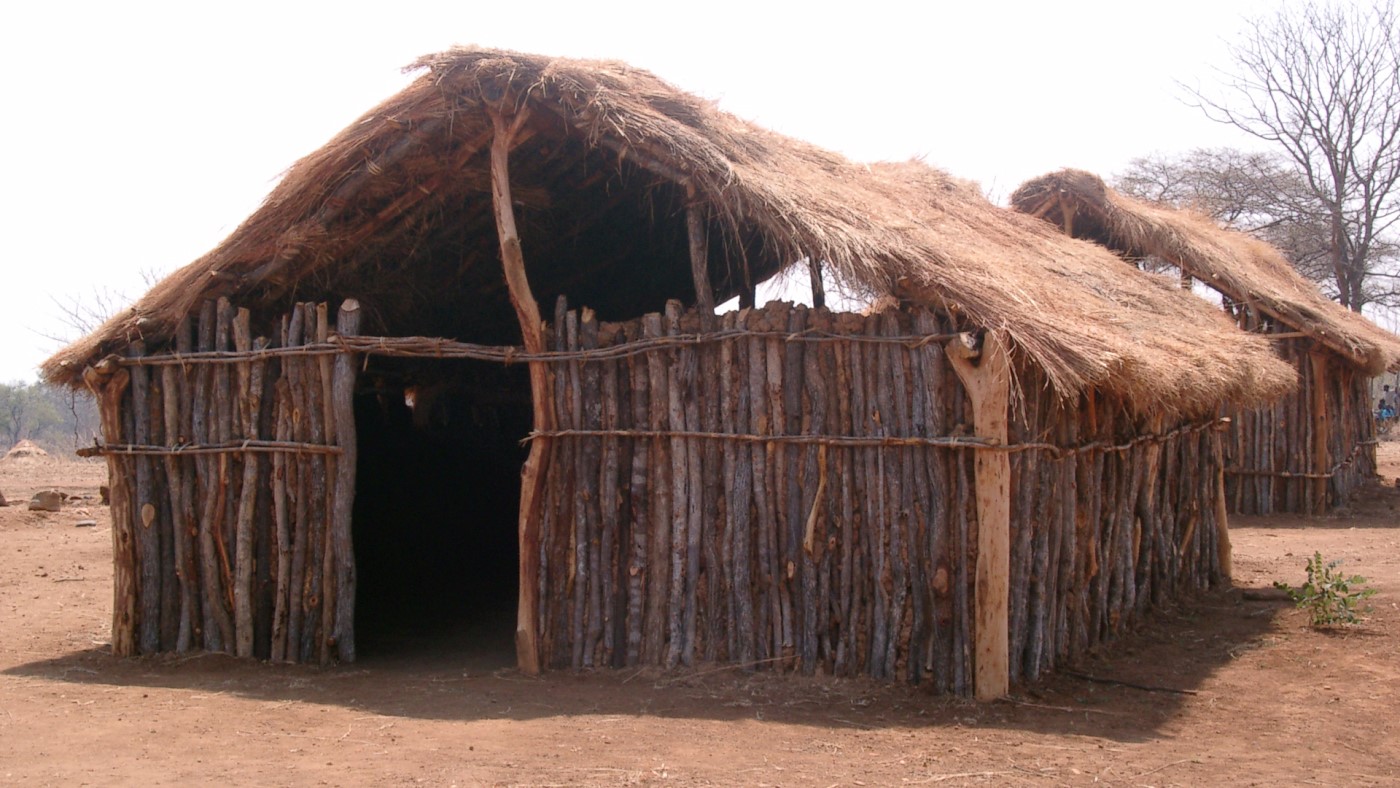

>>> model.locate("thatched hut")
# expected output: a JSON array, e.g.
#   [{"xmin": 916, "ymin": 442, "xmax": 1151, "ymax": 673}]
[
  {"xmin": 1011, "ymin": 169, "xmax": 1400, "ymax": 515},
  {"xmin": 45, "ymin": 49, "xmax": 1293, "ymax": 698}
]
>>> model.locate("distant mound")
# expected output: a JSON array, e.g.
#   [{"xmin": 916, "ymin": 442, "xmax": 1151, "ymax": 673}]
[{"xmin": 3, "ymin": 440, "xmax": 50, "ymax": 460}]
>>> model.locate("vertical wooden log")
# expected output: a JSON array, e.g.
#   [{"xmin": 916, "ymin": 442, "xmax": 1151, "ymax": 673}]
[
  {"xmin": 643, "ymin": 312, "xmax": 670, "ymax": 664},
  {"xmin": 575, "ymin": 309, "xmax": 603, "ymax": 668},
  {"xmin": 685, "ymin": 194, "xmax": 715, "ymax": 314},
  {"xmin": 946, "ymin": 333, "xmax": 1012, "ymax": 701},
  {"xmin": 270, "ymin": 372, "xmax": 293, "ymax": 663},
  {"xmin": 845, "ymin": 317, "xmax": 869, "ymax": 675},
  {"xmin": 626, "ymin": 321, "xmax": 650, "ymax": 666},
  {"xmin": 914, "ymin": 310, "xmax": 951, "ymax": 690},
  {"xmin": 163, "ymin": 317, "xmax": 198, "ymax": 652},
  {"xmin": 330, "ymin": 300, "xmax": 362, "ymax": 661},
  {"xmin": 1214, "ymin": 430, "xmax": 1233, "ymax": 580},
  {"xmin": 664, "ymin": 301, "xmax": 689, "ymax": 669},
  {"xmin": 727, "ymin": 314, "xmax": 757, "ymax": 667},
  {"xmin": 284, "ymin": 310, "xmax": 310, "ymax": 660},
  {"xmin": 862, "ymin": 318, "xmax": 890, "ymax": 678},
  {"xmin": 489, "ymin": 106, "xmax": 550, "ymax": 675},
  {"xmin": 681, "ymin": 313, "xmax": 704, "ymax": 666},
  {"xmin": 297, "ymin": 304, "xmax": 329, "ymax": 663},
  {"xmin": 806, "ymin": 258, "xmax": 826, "ymax": 310},
  {"xmin": 599, "ymin": 342, "xmax": 623, "ymax": 666},
  {"xmin": 698, "ymin": 311, "xmax": 724, "ymax": 663},
  {"xmin": 214, "ymin": 299, "xmax": 237, "ymax": 618},
  {"xmin": 87, "ymin": 365, "xmax": 134, "ymax": 656},
  {"xmin": 127, "ymin": 341, "xmax": 161, "ymax": 654},
  {"xmin": 232, "ymin": 312, "xmax": 261, "ymax": 658},
  {"xmin": 832, "ymin": 320, "xmax": 856, "ymax": 675},
  {"xmin": 877, "ymin": 312, "xmax": 909, "ymax": 678},
  {"xmin": 149, "ymin": 370, "xmax": 179, "ymax": 652},
  {"xmin": 193, "ymin": 301, "xmax": 233, "ymax": 651},
  {"xmin": 800, "ymin": 312, "xmax": 827, "ymax": 674},
  {"xmin": 770, "ymin": 306, "xmax": 796, "ymax": 668},
  {"xmin": 1309, "ymin": 351, "xmax": 1330, "ymax": 514},
  {"xmin": 313, "ymin": 304, "xmax": 335, "ymax": 665},
  {"xmin": 747, "ymin": 311, "xmax": 777, "ymax": 663},
  {"xmin": 543, "ymin": 299, "xmax": 572, "ymax": 667}
]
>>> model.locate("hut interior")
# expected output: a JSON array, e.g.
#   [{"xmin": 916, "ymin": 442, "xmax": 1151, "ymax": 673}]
[{"xmin": 349, "ymin": 358, "xmax": 530, "ymax": 658}]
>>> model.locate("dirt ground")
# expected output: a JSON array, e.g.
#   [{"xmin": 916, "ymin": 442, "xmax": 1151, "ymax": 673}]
[{"xmin": 2, "ymin": 448, "xmax": 1398, "ymax": 787}]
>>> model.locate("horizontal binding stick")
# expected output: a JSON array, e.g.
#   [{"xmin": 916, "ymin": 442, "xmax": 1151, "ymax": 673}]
[{"xmin": 78, "ymin": 440, "xmax": 345, "ymax": 457}]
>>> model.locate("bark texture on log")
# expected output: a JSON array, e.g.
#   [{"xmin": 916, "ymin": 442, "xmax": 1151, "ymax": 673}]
[
  {"xmin": 533, "ymin": 303, "xmax": 1227, "ymax": 693},
  {"xmin": 93, "ymin": 299, "xmax": 358, "ymax": 664},
  {"xmin": 1221, "ymin": 316, "xmax": 1375, "ymax": 515}
]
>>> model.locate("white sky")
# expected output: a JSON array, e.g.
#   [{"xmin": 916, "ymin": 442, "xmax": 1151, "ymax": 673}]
[{"xmin": 0, "ymin": 0, "xmax": 1290, "ymax": 383}]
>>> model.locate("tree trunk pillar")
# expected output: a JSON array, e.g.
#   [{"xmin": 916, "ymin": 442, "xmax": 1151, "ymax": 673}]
[
  {"xmin": 489, "ymin": 105, "xmax": 550, "ymax": 675},
  {"xmin": 947, "ymin": 332, "xmax": 1012, "ymax": 701},
  {"xmin": 1309, "ymin": 350, "xmax": 1330, "ymax": 514},
  {"xmin": 85, "ymin": 363, "xmax": 135, "ymax": 656}
]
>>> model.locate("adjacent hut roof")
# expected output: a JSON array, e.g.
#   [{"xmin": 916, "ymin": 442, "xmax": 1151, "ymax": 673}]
[
  {"xmin": 44, "ymin": 48, "xmax": 1294, "ymax": 416},
  {"xmin": 1010, "ymin": 169, "xmax": 1400, "ymax": 376}
]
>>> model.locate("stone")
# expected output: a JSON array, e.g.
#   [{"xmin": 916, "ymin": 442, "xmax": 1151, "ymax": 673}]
[
  {"xmin": 74, "ymin": 519, "xmax": 98, "ymax": 528},
  {"xmin": 0, "ymin": 489, "xmax": 7, "ymax": 507},
  {"xmin": 28, "ymin": 490, "xmax": 62, "ymax": 512}
]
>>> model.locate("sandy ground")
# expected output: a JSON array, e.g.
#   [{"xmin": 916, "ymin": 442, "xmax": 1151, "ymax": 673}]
[{"xmin": 2, "ymin": 448, "xmax": 1399, "ymax": 787}]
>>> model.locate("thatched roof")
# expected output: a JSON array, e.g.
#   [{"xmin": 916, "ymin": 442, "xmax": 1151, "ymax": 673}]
[
  {"xmin": 44, "ymin": 48, "xmax": 1294, "ymax": 416},
  {"xmin": 1011, "ymin": 169, "xmax": 1400, "ymax": 376}
]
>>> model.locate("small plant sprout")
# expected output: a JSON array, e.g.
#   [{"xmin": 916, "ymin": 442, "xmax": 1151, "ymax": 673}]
[{"xmin": 1274, "ymin": 552, "xmax": 1377, "ymax": 627}]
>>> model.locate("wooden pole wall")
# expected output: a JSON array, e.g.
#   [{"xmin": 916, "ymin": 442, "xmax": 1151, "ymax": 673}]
[
  {"xmin": 537, "ymin": 301, "xmax": 1227, "ymax": 693},
  {"xmin": 1223, "ymin": 322, "xmax": 1379, "ymax": 515},
  {"xmin": 88, "ymin": 299, "xmax": 360, "ymax": 662}
]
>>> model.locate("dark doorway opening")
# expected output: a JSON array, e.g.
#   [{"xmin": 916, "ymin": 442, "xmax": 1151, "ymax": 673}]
[{"xmin": 350, "ymin": 358, "xmax": 530, "ymax": 665}]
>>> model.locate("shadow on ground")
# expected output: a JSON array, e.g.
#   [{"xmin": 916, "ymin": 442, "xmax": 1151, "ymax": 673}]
[{"xmin": 3, "ymin": 587, "xmax": 1285, "ymax": 743}]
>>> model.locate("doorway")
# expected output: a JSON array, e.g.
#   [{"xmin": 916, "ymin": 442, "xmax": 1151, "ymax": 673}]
[{"xmin": 350, "ymin": 358, "xmax": 531, "ymax": 664}]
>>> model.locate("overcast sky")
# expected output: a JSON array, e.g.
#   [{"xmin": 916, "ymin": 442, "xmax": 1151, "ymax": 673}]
[{"xmin": 1, "ymin": 0, "xmax": 1291, "ymax": 383}]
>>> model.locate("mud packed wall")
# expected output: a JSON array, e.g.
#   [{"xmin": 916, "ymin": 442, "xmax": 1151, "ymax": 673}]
[
  {"xmin": 536, "ymin": 301, "xmax": 1226, "ymax": 693},
  {"xmin": 1225, "ymin": 334, "xmax": 1378, "ymax": 515}
]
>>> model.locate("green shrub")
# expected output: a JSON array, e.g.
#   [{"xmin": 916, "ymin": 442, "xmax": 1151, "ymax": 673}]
[{"xmin": 1274, "ymin": 552, "xmax": 1377, "ymax": 627}]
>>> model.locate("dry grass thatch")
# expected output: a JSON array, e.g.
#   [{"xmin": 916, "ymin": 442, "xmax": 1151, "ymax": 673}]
[
  {"xmin": 3, "ymin": 440, "xmax": 50, "ymax": 460},
  {"xmin": 1011, "ymin": 169, "xmax": 1400, "ymax": 376},
  {"xmin": 44, "ymin": 48, "xmax": 1295, "ymax": 416}
]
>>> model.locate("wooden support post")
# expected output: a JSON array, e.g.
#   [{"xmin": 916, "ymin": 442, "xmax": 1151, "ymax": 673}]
[
  {"xmin": 330, "ymin": 299, "xmax": 362, "ymax": 661},
  {"xmin": 946, "ymin": 332, "xmax": 1012, "ymax": 701},
  {"xmin": 685, "ymin": 189, "xmax": 715, "ymax": 314},
  {"xmin": 232, "ymin": 311, "xmax": 261, "ymax": 659},
  {"xmin": 1309, "ymin": 351, "xmax": 1330, "ymax": 514},
  {"xmin": 806, "ymin": 257, "xmax": 826, "ymax": 310},
  {"xmin": 1215, "ymin": 447, "xmax": 1233, "ymax": 580},
  {"xmin": 1060, "ymin": 196, "xmax": 1077, "ymax": 236},
  {"xmin": 86, "ymin": 363, "xmax": 134, "ymax": 656},
  {"xmin": 490, "ymin": 105, "xmax": 550, "ymax": 675}
]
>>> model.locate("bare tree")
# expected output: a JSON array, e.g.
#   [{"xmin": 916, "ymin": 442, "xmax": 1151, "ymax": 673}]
[
  {"xmin": 1, "ymin": 385, "xmax": 27, "ymax": 447},
  {"xmin": 1115, "ymin": 148, "xmax": 1356, "ymax": 290},
  {"xmin": 43, "ymin": 266, "xmax": 166, "ymax": 343},
  {"xmin": 1185, "ymin": 1, "xmax": 1400, "ymax": 312}
]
